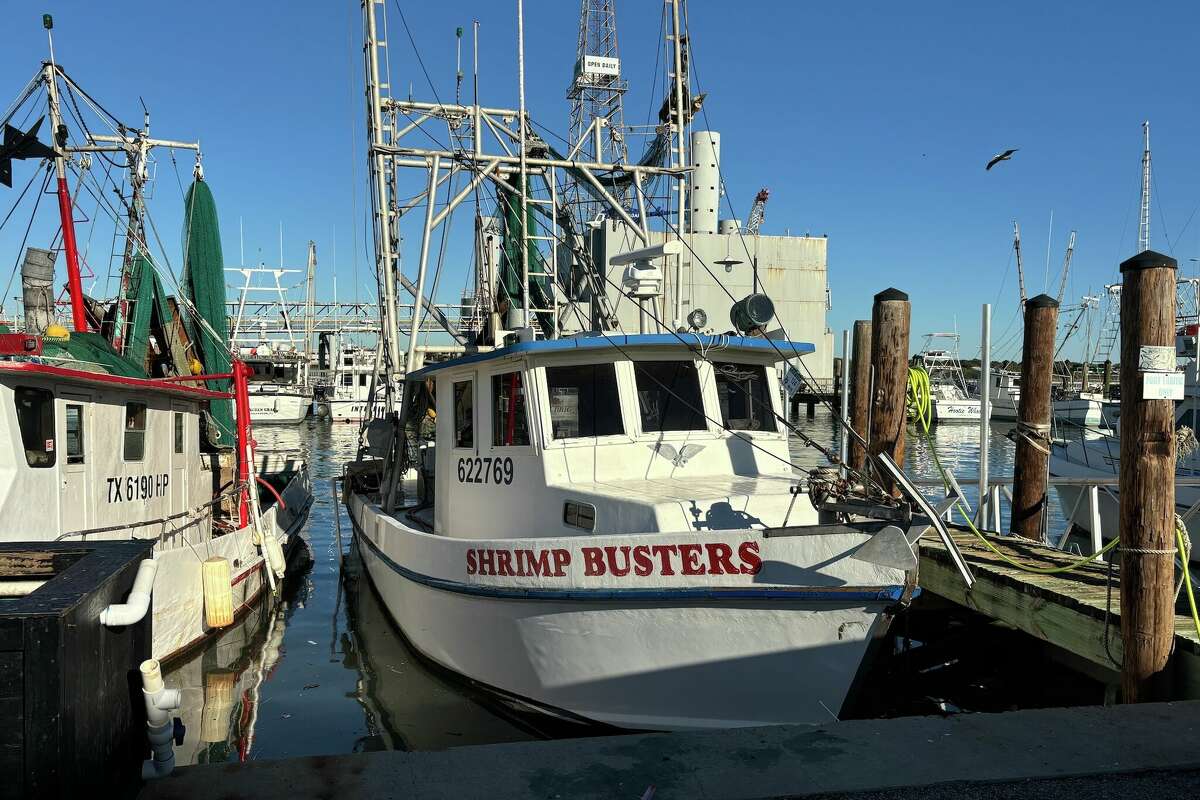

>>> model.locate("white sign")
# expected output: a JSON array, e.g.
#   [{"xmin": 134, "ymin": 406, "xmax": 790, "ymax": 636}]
[
  {"xmin": 782, "ymin": 366, "xmax": 803, "ymax": 397},
  {"xmin": 580, "ymin": 55, "xmax": 620, "ymax": 78},
  {"xmin": 1139, "ymin": 344, "xmax": 1176, "ymax": 372},
  {"xmin": 1143, "ymin": 371, "xmax": 1184, "ymax": 400}
]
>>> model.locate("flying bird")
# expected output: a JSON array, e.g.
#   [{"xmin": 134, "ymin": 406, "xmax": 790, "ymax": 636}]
[{"xmin": 985, "ymin": 148, "xmax": 1018, "ymax": 171}]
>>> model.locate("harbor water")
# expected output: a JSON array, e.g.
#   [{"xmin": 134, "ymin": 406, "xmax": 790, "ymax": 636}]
[{"xmin": 164, "ymin": 410, "xmax": 1068, "ymax": 765}]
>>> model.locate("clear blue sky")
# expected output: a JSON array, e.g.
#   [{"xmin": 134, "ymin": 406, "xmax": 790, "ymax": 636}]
[{"xmin": 2, "ymin": 1, "xmax": 1199, "ymax": 360}]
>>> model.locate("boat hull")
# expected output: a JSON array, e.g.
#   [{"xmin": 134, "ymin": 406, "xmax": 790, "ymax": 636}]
[
  {"xmin": 932, "ymin": 398, "xmax": 982, "ymax": 423},
  {"xmin": 348, "ymin": 492, "xmax": 905, "ymax": 731},
  {"xmin": 244, "ymin": 391, "xmax": 310, "ymax": 424},
  {"xmin": 152, "ymin": 461, "xmax": 313, "ymax": 662}
]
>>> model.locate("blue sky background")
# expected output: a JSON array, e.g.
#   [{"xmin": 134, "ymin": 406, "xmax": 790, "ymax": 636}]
[{"xmin": 2, "ymin": 1, "xmax": 1198, "ymax": 359}]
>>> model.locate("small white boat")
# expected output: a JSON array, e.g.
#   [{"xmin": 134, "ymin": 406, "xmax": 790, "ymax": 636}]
[
  {"xmin": 347, "ymin": 334, "xmax": 916, "ymax": 731},
  {"xmin": 316, "ymin": 343, "xmax": 389, "ymax": 423},
  {"xmin": 915, "ymin": 334, "xmax": 981, "ymax": 423},
  {"xmin": 987, "ymin": 370, "xmax": 1021, "ymax": 421}
]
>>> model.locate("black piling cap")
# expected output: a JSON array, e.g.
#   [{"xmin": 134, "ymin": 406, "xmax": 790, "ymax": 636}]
[
  {"xmin": 1120, "ymin": 249, "xmax": 1178, "ymax": 273},
  {"xmin": 1026, "ymin": 293, "xmax": 1058, "ymax": 309},
  {"xmin": 874, "ymin": 288, "xmax": 908, "ymax": 302}
]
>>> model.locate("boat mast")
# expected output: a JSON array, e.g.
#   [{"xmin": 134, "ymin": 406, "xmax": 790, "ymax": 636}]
[
  {"xmin": 1138, "ymin": 120, "xmax": 1151, "ymax": 253},
  {"xmin": 363, "ymin": 0, "xmax": 403, "ymax": 404},
  {"xmin": 41, "ymin": 17, "xmax": 88, "ymax": 333},
  {"xmin": 517, "ymin": 0, "xmax": 530, "ymax": 331},
  {"xmin": 669, "ymin": 0, "xmax": 687, "ymax": 329}
]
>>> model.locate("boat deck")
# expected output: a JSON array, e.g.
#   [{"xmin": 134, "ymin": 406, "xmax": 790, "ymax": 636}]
[{"xmin": 918, "ymin": 528, "xmax": 1200, "ymax": 696}]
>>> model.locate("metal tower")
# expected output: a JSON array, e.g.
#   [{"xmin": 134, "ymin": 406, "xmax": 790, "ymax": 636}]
[
  {"xmin": 1139, "ymin": 120, "xmax": 1151, "ymax": 252},
  {"xmin": 565, "ymin": 0, "xmax": 629, "ymax": 222}
]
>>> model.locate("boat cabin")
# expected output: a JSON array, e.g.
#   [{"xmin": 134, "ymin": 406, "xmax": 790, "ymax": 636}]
[
  {"xmin": 0, "ymin": 360, "xmax": 217, "ymax": 544},
  {"xmin": 398, "ymin": 334, "xmax": 814, "ymax": 539}
]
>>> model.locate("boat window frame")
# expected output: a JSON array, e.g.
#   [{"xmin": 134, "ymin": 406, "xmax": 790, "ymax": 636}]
[
  {"xmin": 628, "ymin": 357, "xmax": 710, "ymax": 436},
  {"xmin": 489, "ymin": 368, "xmax": 532, "ymax": 448},
  {"xmin": 452, "ymin": 378, "xmax": 474, "ymax": 450},
  {"xmin": 173, "ymin": 411, "xmax": 185, "ymax": 454},
  {"xmin": 527, "ymin": 353, "xmax": 637, "ymax": 449},
  {"xmin": 543, "ymin": 362, "xmax": 626, "ymax": 441},
  {"xmin": 123, "ymin": 401, "xmax": 148, "ymax": 462},
  {"xmin": 65, "ymin": 402, "xmax": 86, "ymax": 465},
  {"xmin": 711, "ymin": 360, "xmax": 779, "ymax": 433},
  {"xmin": 14, "ymin": 386, "xmax": 56, "ymax": 469}
]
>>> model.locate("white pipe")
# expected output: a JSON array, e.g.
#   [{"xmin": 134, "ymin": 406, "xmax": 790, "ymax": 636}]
[
  {"xmin": 978, "ymin": 304, "xmax": 991, "ymax": 527},
  {"xmin": 140, "ymin": 658, "xmax": 181, "ymax": 779},
  {"xmin": 99, "ymin": 558, "xmax": 157, "ymax": 626}
]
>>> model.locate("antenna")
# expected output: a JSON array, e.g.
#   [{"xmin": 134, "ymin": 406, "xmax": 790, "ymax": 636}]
[
  {"xmin": 564, "ymin": 0, "xmax": 630, "ymax": 223},
  {"xmin": 455, "ymin": 26, "xmax": 463, "ymax": 105},
  {"xmin": 1139, "ymin": 120, "xmax": 1151, "ymax": 252}
]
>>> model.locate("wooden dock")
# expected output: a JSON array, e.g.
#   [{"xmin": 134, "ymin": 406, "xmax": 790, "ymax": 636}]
[{"xmin": 918, "ymin": 528, "xmax": 1200, "ymax": 698}]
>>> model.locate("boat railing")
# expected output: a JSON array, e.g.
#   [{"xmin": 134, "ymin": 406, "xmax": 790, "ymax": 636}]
[{"xmin": 913, "ymin": 474, "xmax": 1200, "ymax": 557}]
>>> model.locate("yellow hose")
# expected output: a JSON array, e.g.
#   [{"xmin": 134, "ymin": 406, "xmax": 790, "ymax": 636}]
[
  {"xmin": 1178, "ymin": 523, "xmax": 1200, "ymax": 641},
  {"xmin": 906, "ymin": 366, "xmax": 1119, "ymax": 574}
]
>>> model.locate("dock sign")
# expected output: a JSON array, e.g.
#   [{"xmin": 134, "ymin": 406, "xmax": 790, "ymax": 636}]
[
  {"xmin": 1143, "ymin": 371, "xmax": 1184, "ymax": 400},
  {"xmin": 782, "ymin": 366, "xmax": 803, "ymax": 397}
]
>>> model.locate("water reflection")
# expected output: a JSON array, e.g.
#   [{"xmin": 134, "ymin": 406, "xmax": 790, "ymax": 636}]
[{"xmin": 164, "ymin": 409, "xmax": 1059, "ymax": 763}]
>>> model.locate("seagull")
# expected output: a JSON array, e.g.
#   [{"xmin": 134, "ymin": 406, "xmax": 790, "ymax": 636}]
[{"xmin": 986, "ymin": 148, "xmax": 1018, "ymax": 171}]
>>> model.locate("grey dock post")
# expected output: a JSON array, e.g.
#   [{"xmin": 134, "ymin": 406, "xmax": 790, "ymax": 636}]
[
  {"xmin": 867, "ymin": 290, "xmax": 909, "ymax": 497},
  {"xmin": 1119, "ymin": 250, "xmax": 1178, "ymax": 703},
  {"xmin": 849, "ymin": 319, "xmax": 872, "ymax": 474},
  {"xmin": 978, "ymin": 304, "xmax": 991, "ymax": 526},
  {"xmin": 1011, "ymin": 294, "xmax": 1058, "ymax": 542},
  {"xmin": 1103, "ymin": 358, "xmax": 1113, "ymax": 399}
]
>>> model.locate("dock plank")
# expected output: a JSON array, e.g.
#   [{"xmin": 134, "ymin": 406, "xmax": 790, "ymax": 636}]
[{"xmin": 918, "ymin": 528, "xmax": 1200, "ymax": 693}]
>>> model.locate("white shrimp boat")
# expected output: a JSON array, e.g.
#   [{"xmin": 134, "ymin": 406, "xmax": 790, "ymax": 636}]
[
  {"xmin": 0, "ymin": 51, "xmax": 312, "ymax": 662},
  {"xmin": 348, "ymin": 335, "xmax": 918, "ymax": 730}
]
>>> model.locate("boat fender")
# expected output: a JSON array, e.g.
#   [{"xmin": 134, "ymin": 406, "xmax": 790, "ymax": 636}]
[
  {"xmin": 99, "ymin": 558, "xmax": 158, "ymax": 627},
  {"xmin": 202, "ymin": 557, "xmax": 234, "ymax": 628},
  {"xmin": 264, "ymin": 534, "xmax": 287, "ymax": 580}
]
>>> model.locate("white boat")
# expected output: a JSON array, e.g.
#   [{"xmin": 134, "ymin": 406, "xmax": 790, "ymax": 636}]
[
  {"xmin": 242, "ymin": 353, "xmax": 311, "ymax": 425},
  {"xmin": 915, "ymin": 333, "xmax": 982, "ymax": 423},
  {"xmin": 316, "ymin": 343, "xmax": 389, "ymax": 423},
  {"xmin": 1053, "ymin": 391, "xmax": 1118, "ymax": 428},
  {"xmin": 0, "ymin": 56, "xmax": 313, "ymax": 662},
  {"xmin": 347, "ymin": 335, "xmax": 915, "ymax": 730},
  {"xmin": 987, "ymin": 370, "xmax": 1021, "ymax": 421}
]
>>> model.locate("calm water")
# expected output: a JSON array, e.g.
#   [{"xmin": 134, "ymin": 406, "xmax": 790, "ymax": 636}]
[{"xmin": 164, "ymin": 410, "xmax": 1068, "ymax": 764}]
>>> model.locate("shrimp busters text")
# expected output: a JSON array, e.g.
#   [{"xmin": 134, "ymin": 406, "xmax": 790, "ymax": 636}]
[{"xmin": 465, "ymin": 540, "xmax": 762, "ymax": 578}]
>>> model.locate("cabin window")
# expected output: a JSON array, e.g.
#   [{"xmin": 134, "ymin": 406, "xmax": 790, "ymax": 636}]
[
  {"xmin": 174, "ymin": 411, "xmax": 185, "ymax": 454},
  {"xmin": 66, "ymin": 404, "xmax": 85, "ymax": 464},
  {"xmin": 492, "ymin": 372, "xmax": 530, "ymax": 446},
  {"xmin": 359, "ymin": 374, "xmax": 369, "ymax": 387},
  {"xmin": 124, "ymin": 402, "xmax": 147, "ymax": 461},
  {"xmin": 453, "ymin": 380, "xmax": 474, "ymax": 448},
  {"xmin": 341, "ymin": 373, "xmax": 354, "ymax": 387},
  {"xmin": 634, "ymin": 361, "xmax": 706, "ymax": 432},
  {"xmin": 563, "ymin": 501, "xmax": 596, "ymax": 532},
  {"xmin": 714, "ymin": 362, "xmax": 777, "ymax": 432},
  {"xmin": 546, "ymin": 364, "xmax": 623, "ymax": 439},
  {"xmin": 343, "ymin": 356, "xmax": 354, "ymax": 367},
  {"xmin": 15, "ymin": 387, "xmax": 55, "ymax": 468}
]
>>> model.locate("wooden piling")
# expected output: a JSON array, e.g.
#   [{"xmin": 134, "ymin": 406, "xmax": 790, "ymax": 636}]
[
  {"xmin": 848, "ymin": 319, "xmax": 872, "ymax": 473},
  {"xmin": 867, "ymin": 290, "xmax": 909, "ymax": 496},
  {"xmin": 1011, "ymin": 294, "xmax": 1058, "ymax": 542},
  {"xmin": 1118, "ymin": 250, "xmax": 1178, "ymax": 703},
  {"xmin": 1103, "ymin": 359, "xmax": 1113, "ymax": 399}
]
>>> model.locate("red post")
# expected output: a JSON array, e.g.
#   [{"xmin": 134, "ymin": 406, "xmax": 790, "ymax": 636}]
[
  {"xmin": 232, "ymin": 360, "xmax": 255, "ymax": 528},
  {"xmin": 54, "ymin": 177, "xmax": 88, "ymax": 333}
]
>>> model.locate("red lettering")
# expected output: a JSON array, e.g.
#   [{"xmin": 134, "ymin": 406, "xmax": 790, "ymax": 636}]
[
  {"xmin": 704, "ymin": 542, "xmax": 736, "ymax": 575},
  {"xmin": 496, "ymin": 550, "xmax": 514, "ymax": 577},
  {"xmin": 513, "ymin": 550, "xmax": 528, "ymax": 577},
  {"xmin": 632, "ymin": 545, "xmax": 653, "ymax": 577},
  {"xmin": 738, "ymin": 540, "xmax": 762, "ymax": 575},
  {"xmin": 604, "ymin": 546, "xmax": 632, "ymax": 577},
  {"xmin": 466, "ymin": 549, "xmax": 477, "ymax": 575},
  {"xmin": 523, "ymin": 549, "xmax": 551, "ymax": 577},
  {"xmin": 477, "ymin": 549, "xmax": 496, "ymax": 576},
  {"xmin": 551, "ymin": 549, "xmax": 571, "ymax": 577},
  {"xmin": 650, "ymin": 544, "xmax": 678, "ymax": 576},
  {"xmin": 582, "ymin": 547, "xmax": 606, "ymax": 576},
  {"xmin": 678, "ymin": 543, "xmax": 705, "ymax": 575}
]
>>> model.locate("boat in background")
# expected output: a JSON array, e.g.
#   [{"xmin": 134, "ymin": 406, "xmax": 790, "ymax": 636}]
[{"xmin": 914, "ymin": 333, "xmax": 982, "ymax": 423}]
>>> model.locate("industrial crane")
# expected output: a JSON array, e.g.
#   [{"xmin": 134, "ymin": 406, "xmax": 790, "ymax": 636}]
[{"xmin": 745, "ymin": 188, "xmax": 769, "ymax": 235}]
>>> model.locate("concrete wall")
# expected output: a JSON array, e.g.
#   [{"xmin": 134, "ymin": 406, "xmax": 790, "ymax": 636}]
[{"xmin": 564, "ymin": 223, "xmax": 833, "ymax": 390}]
